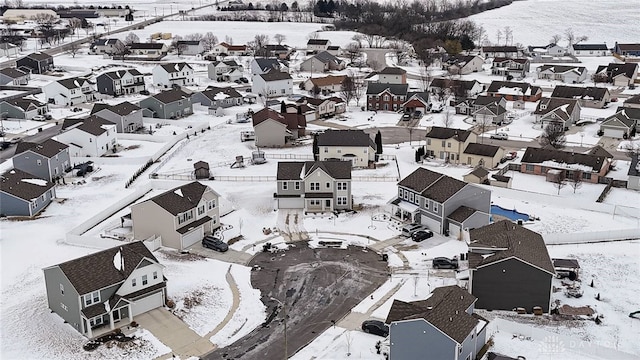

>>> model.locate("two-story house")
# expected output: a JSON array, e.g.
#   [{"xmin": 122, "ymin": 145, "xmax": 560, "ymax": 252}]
[
  {"xmin": 296, "ymin": 96, "xmax": 343, "ymax": 119},
  {"xmin": 16, "ymin": 52, "xmax": 54, "ymax": 74},
  {"xmin": 520, "ymin": 146, "xmax": 611, "ymax": 183},
  {"xmin": 462, "ymin": 143, "xmax": 505, "ymax": 168},
  {"xmin": 306, "ymin": 39, "xmax": 331, "ymax": 53},
  {"xmin": 250, "ymin": 58, "xmax": 283, "ymax": 75},
  {"xmin": 152, "ymin": 62, "xmax": 195, "ymax": 89},
  {"xmin": 569, "ymin": 43, "xmax": 609, "ymax": 57},
  {"xmin": 429, "ymin": 78, "xmax": 484, "ymax": 99},
  {"xmin": 207, "ymin": 60, "xmax": 243, "ymax": 81},
  {"xmin": 12, "ymin": 139, "xmax": 70, "ymax": 182},
  {"xmin": 386, "ymin": 285, "xmax": 488, "ymax": 360},
  {"xmin": 131, "ymin": 182, "xmax": 220, "ymax": 250},
  {"xmin": 251, "ymin": 70, "xmax": 293, "ymax": 98},
  {"xmin": 442, "ymin": 54, "xmax": 484, "ymax": 75},
  {"xmin": 471, "ymin": 95, "xmax": 508, "ymax": 125},
  {"xmin": 43, "ymin": 76, "xmax": 96, "ymax": 106},
  {"xmin": 251, "ymin": 108, "xmax": 305, "ymax": 147},
  {"xmin": 210, "ymin": 42, "xmax": 249, "ymax": 57},
  {"xmin": 275, "ymin": 160, "xmax": 352, "ymax": 212},
  {"xmin": 480, "ymin": 46, "xmax": 521, "ymax": 58},
  {"xmin": 316, "ymin": 129, "xmax": 376, "ymax": 168},
  {"xmin": 299, "ymin": 51, "xmax": 345, "ymax": 73},
  {"xmin": 96, "ymin": 69, "xmax": 145, "ymax": 96},
  {"xmin": 254, "ymin": 44, "xmax": 293, "ymax": 59},
  {"xmin": 595, "ymin": 62, "xmax": 639, "ymax": 86},
  {"xmin": 0, "ymin": 67, "xmax": 30, "ymax": 85},
  {"xmin": 175, "ymin": 40, "xmax": 204, "ymax": 55},
  {"xmin": 89, "ymin": 38, "xmax": 125, "ymax": 55},
  {"xmin": 533, "ymin": 97, "xmax": 581, "ymax": 130},
  {"xmin": 377, "ymin": 67, "xmax": 407, "ymax": 84},
  {"xmin": 491, "ymin": 57, "xmax": 530, "ymax": 78},
  {"xmin": 389, "ymin": 167, "xmax": 491, "ymax": 236},
  {"xmin": 91, "ymin": 101, "xmax": 144, "ymax": 133},
  {"xmin": 43, "ymin": 241, "xmax": 167, "ymax": 338},
  {"xmin": 550, "ymin": 85, "xmax": 610, "ymax": 109},
  {"xmin": 0, "ymin": 168, "xmax": 56, "ymax": 217},
  {"xmin": 301, "ymin": 75, "xmax": 346, "ymax": 94},
  {"xmin": 366, "ymin": 83, "xmax": 409, "ymax": 111},
  {"xmin": 56, "ymin": 116, "xmax": 117, "ymax": 157},
  {"xmin": 425, "ymin": 126, "xmax": 477, "ymax": 163},
  {"xmin": 537, "ymin": 64, "xmax": 588, "ymax": 83},
  {"xmin": 128, "ymin": 42, "xmax": 168, "ymax": 58},
  {"xmin": 192, "ymin": 87, "xmax": 244, "ymax": 109},
  {"xmin": 139, "ymin": 89, "xmax": 193, "ymax": 119},
  {"xmin": 486, "ymin": 80, "xmax": 542, "ymax": 102},
  {"xmin": 468, "ymin": 220, "xmax": 555, "ymax": 313},
  {"xmin": 0, "ymin": 97, "xmax": 48, "ymax": 120}
]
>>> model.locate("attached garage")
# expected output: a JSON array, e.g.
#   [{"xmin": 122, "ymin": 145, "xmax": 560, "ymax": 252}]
[
  {"xmin": 181, "ymin": 226, "xmax": 204, "ymax": 249},
  {"xmin": 603, "ymin": 128, "xmax": 625, "ymax": 138},
  {"xmin": 420, "ymin": 215, "xmax": 441, "ymax": 234},
  {"xmin": 131, "ymin": 291, "xmax": 164, "ymax": 316},
  {"xmin": 448, "ymin": 222, "xmax": 462, "ymax": 238},
  {"xmin": 277, "ymin": 197, "xmax": 304, "ymax": 209},
  {"xmin": 600, "ymin": 112, "xmax": 635, "ymax": 139}
]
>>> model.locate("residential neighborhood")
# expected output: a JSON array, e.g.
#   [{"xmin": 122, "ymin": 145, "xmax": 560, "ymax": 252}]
[{"xmin": 0, "ymin": 2, "xmax": 639, "ymax": 360}]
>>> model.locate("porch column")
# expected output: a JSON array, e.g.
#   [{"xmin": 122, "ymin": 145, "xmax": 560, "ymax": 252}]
[
  {"xmin": 86, "ymin": 318, "xmax": 93, "ymax": 338},
  {"xmin": 128, "ymin": 303, "xmax": 134, "ymax": 322},
  {"xmin": 109, "ymin": 312, "xmax": 115, "ymax": 330}
]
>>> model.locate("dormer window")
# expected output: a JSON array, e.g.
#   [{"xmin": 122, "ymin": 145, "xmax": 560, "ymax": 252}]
[{"xmin": 84, "ymin": 290, "xmax": 100, "ymax": 306}]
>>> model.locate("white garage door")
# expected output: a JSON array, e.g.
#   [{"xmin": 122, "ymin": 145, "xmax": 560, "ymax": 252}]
[
  {"xmin": 420, "ymin": 216, "xmax": 441, "ymax": 234},
  {"xmin": 278, "ymin": 197, "xmax": 304, "ymax": 209},
  {"xmin": 604, "ymin": 128, "xmax": 624, "ymax": 138},
  {"xmin": 449, "ymin": 223, "xmax": 461, "ymax": 239},
  {"xmin": 181, "ymin": 226, "xmax": 204, "ymax": 249},
  {"xmin": 131, "ymin": 291, "xmax": 163, "ymax": 316}
]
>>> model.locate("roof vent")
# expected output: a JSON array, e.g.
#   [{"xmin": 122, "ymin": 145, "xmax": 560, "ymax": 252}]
[
  {"xmin": 449, "ymin": 317, "xmax": 453, "ymax": 322},
  {"xmin": 455, "ymin": 310, "xmax": 459, "ymax": 314},
  {"xmin": 426, "ymin": 306, "xmax": 433, "ymax": 310}
]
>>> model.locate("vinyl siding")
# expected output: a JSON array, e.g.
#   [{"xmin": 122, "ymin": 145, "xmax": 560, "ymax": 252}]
[
  {"xmin": 390, "ymin": 319, "xmax": 456, "ymax": 360},
  {"xmin": 43, "ymin": 266, "xmax": 82, "ymax": 333}
]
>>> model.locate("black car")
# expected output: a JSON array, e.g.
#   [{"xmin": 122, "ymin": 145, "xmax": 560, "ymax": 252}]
[
  {"xmin": 432, "ymin": 257, "xmax": 459, "ymax": 269},
  {"xmin": 412, "ymin": 229, "xmax": 434, "ymax": 242},
  {"xmin": 361, "ymin": 320, "xmax": 389, "ymax": 337},
  {"xmin": 239, "ymin": 77, "xmax": 249, "ymax": 83},
  {"xmin": 202, "ymin": 235, "xmax": 228, "ymax": 252}
]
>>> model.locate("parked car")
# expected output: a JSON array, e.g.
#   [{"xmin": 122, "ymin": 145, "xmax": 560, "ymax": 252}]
[
  {"xmin": 413, "ymin": 110, "xmax": 422, "ymax": 119},
  {"xmin": 140, "ymin": 90, "xmax": 150, "ymax": 95},
  {"xmin": 412, "ymin": 229, "xmax": 434, "ymax": 242},
  {"xmin": 239, "ymin": 77, "xmax": 249, "ymax": 83},
  {"xmin": 432, "ymin": 257, "xmax": 459, "ymax": 269},
  {"xmin": 32, "ymin": 115, "xmax": 46, "ymax": 121},
  {"xmin": 490, "ymin": 132, "xmax": 508, "ymax": 140},
  {"xmin": 401, "ymin": 113, "xmax": 411, "ymax": 121},
  {"xmin": 44, "ymin": 114, "xmax": 53, "ymax": 120},
  {"xmin": 503, "ymin": 151, "xmax": 518, "ymax": 160},
  {"xmin": 431, "ymin": 103, "xmax": 444, "ymax": 113},
  {"xmin": 202, "ymin": 235, "xmax": 228, "ymax": 252},
  {"xmin": 361, "ymin": 320, "xmax": 389, "ymax": 337},
  {"xmin": 401, "ymin": 223, "xmax": 428, "ymax": 237}
]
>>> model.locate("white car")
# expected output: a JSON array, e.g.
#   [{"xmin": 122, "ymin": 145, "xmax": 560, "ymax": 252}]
[
  {"xmin": 32, "ymin": 115, "xmax": 46, "ymax": 121},
  {"xmin": 490, "ymin": 132, "xmax": 508, "ymax": 140}
]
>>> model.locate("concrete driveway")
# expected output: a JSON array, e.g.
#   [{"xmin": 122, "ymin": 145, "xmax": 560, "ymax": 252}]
[{"xmin": 135, "ymin": 308, "xmax": 214, "ymax": 359}]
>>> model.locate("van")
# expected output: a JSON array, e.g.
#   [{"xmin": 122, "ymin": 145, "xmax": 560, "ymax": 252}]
[{"xmin": 240, "ymin": 131, "xmax": 255, "ymax": 142}]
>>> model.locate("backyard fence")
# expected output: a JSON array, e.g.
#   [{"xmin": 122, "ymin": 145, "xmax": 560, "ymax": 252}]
[{"xmin": 544, "ymin": 227, "xmax": 640, "ymax": 245}]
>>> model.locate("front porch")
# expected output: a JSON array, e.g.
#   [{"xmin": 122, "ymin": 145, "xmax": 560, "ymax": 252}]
[
  {"xmin": 388, "ymin": 198, "xmax": 419, "ymax": 223},
  {"xmin": 81, "ymin": 300, "xmax": 134, "ymax": 339}
]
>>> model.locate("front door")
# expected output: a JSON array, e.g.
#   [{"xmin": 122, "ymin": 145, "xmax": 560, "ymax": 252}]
[{"xmin": 113, "ymin": 309, "xmax": 121, "ymax": 322}]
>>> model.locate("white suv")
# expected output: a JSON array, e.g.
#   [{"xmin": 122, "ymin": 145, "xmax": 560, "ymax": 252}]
[
  {"xmin": 490, "ymin": 132, "xmax": 508, "ymax": 140},
  {"xmin": 401, "ymin": 223, "xmax": 429, "ymax": 237}
]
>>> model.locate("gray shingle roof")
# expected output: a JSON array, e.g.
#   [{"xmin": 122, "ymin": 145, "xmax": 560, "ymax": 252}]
[
  {"xmin": 307, "ymin": 39, "xmax": 329, "ymax": 45},
  {"xmin": 596, "ymin": 63, "xmax": 638, "ymax": 79},
  {"xmin": 159, "ymin": 62, "xmax": 192, "ymax": 73},
  {"xmin": 464, "ymin": 143, "xmax": 501, "ymax": 157},
  {"xmin": 72, "ymin": 115, "xmax": 115, "ymax": 136},
  {"xmin": 385, "ymin": 285, "xmax": 478, "ymax": 344},
  {"xmin": 425, "ymin": 127, "xmax": 473, "ymax": 142},
  {"xmin": 57, "ymin": 77, "xmax": 91, "ymax": 90},
  {"xmin": 55, "ymin": 241, "xmax": 160, "ymax": 295},
  {"xmin": 468, "ymin": 166, "xmax": 489, "ymax": 179},
  {"xmin": 100, "ymin": 101, "xmax": 141, "ymax": 116},
  {"xmin": 313, "ymin": 51, "xmax": 341, "ymax": 64},
  {"xmin": 572, "ymin": 44, "xmax": 608, "ymax": 51},
  {"xmin": 0, "ymin": 168, "xmax": 55, "ymax": 201},
  {"xmin": 430, "ymin": 78, "xmax": 480, "ymax": 92},
  {"xmin": 277, "ymin": 162, "xmax": 305, "ymax": 180},
  {"xmin": 25, "ymin": 52, "xmax": 52, "ymax": 61},
  {"xmin": 521, "ymin": 147, "xmax": 606, "ymax": 172},
  {"xmin": 316, "ymin": 129, "xmax": 374, "ymax": 148},
  {"xmin": 100, "ymin": 69, "xmax": 142, "ymax": 80},
  {"xmin": 304, "ymin": 160, "xmax": 351, "ymax": 179},
  {"xmin": 149, "ymin": 181, "xmax": 208, "ymax": 215},
  {"xmin": 366, "ymin": 83, "xmax": 408, "ymax": 96},
  {"xmin": 259, "ymin": 70, "xmax": 292, "ymax": 81},
  {"xmin": 487, "ymin": 81, "xmax": 540, "ymax": 95},
  {"xmin": 448, "ymin": 205, "xmax": 479, "ymax": 222},
  {"xmin": 379, "ymin": 66, "xmax": 406, "ymax": 75},
  {"xmin": 398, "ymin": 167, "xmax": 467, "ymax": 203},
  {"xmin": 586, "ymin": 145, "xmax": 613, "ymax": 159},
  {"xmin": 625, "ymin": 94, "xmax": 640, "ymax": 105},
  {"xmin": 468, "ymin": 220, "xmax": 555, "ymax": 274},
  {"xmin": 550, "ymin": 85, "xmax": 609, "ymax": 101},
  {"xmin": 15, "ymin": 139, "xmax": 68, "ymax": 158},
  {"xmin": 482, "ymin": 46, "xmax": 518, "ymax": 53},
  {"xmin": 601, "ymin": 110, "xmax": 636, "ymax": 129},
  {"xmin": 198, "ymin": 87, "xmax": 242, "ymax": 101},
  {"xmin": 537, "ymin": 64, "xmax": 586, "ymax": 75},
  {"xmin": 3, "ymin": 97, "xmax": 46, "ymax": 111},
  {"xmin": 0, "ymin": 67, "xmax": 28, "ymax": 78},
  {"xmin": 129, "ymin": 42, "xmax": 165, "ymax": 50},
  {"xmin": 254, "ymin": 58, "xmax": 281, "ymax": 72},
  {"xmin": 533, "ymin": 97, "xmax": 579, "ymax": 119},
  {"xmin": 149, "ymin": 89, "xmax": 191, "ymax": 104}
]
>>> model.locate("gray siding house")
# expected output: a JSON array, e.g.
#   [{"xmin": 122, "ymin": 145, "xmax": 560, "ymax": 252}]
[
  {"xmin": 533, "ymin": 97, "xmax": 581, "ymax": 130},
  {"xmin": 96, "ymin": 69, "xmax": 145, "ymax": 96},
  {"xmin": 275, "ymin": 161, "xmax": 352, "ymax": 212},
  {"xmin": 139, "ymin": 89, "xmax": 193, "ymax": 119},
  {"xmin": 16, "ymin": 52, "xmax": 54, "ymax": 74},
  {"xmin": 386, "ymin": 285, "xmax": 488, "ymax": 360},
  {"xmin": 91, "ymin": 101, "xmax": 144, "ymax": 133},
  {"xmin": 389, "ymin": 167, "xmax": 491, "ymax": 237},
  {"xmin": 0, "ymin": 67, "xmax": 30, "ymax": 85},
  {"xmin": 192, "ymin": 87, "xmax": 243, "ymax": 108},
  {"xmin": 12, "ymin": 139, "xmax": 70, "ymax": 181},
  {"xmin": 468, "ymin": 220, "xmax": 556, "ymax": 313},
  {"xmin": 0, "ymin": 97, "xmax": 48, "ymax": 120},
  {"xmin": 0, "ymin": 168, "xmax": 56, "ymax": 217},
  {"xmin": 43, "ymin": 241, "xmax": 167, "ymax": 338},
  {"xmin": 131, "ymin": 181, "xmax": 220, "ymax": 250}
]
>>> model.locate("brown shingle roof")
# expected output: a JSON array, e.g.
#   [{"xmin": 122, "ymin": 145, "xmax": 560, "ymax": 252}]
[
  {"xmin": 464, "ymin": 143, "xmax": 501, "ymax": 157},
  {"xmin": 149, "ymin": 89, "xmax": 191, "ymax": 104},
  {"xmin": 304, "ymin": 160, "xmax": 351, "ymax": 179},
  {"xmin": 277, "ymin": 162, "xmax": 305, "ymax": 180},
  {"xmin": 398, "ymin": 167, "xmax": 467, "ymax": 203},
  {"xmin": 55, "ymin": 241, "xmax": 160, "ymax": 295},
  {"xmin": 316, "ymin": 129, "xmax": 374, "ymax": 147},
  {"xmin": 379, "ymin": 66, "xmax": 406, "ymax": 75},
  {"xmin": 550, "ymin": 85, "xmax": 609, "ymax": 101},
  {"xmin": 70, "ymin": 115, "xmax": 115, "ymax": 136},
  {"xmin": 159, "ymin": 62, "xmax": 192, "ymax": 74},
  {"xmin": 385, "ymin": 285, "xmax": 478, "ymax": 343},
  {"xmin": 468, "ymin": 220, "xmax": 555, "ymax": 274},
  {"xmin": 15, "ymin": 139, "xmax": 68, "ymax": 158},
  {"xmin": 259, "ymin": 70, "xmax": 291, "ymax": 82},
  {"xmin": 149, "ymin": 181, "xmax": 209, "ymax": 215},
  {"xmin": 0, "ymin": 168, "xmax": 55, "ymax": 201},
  {"xmin": 521, "ymin": 147, "xmax": 606, "ymax": 172},
  {"xmin": 425, "ymin": 127, "xmax": 473, "ymax": 142},
  {"xmin": 448, "ymin": 205, "xmax": 478, "ymax": 223},
  {"xmin": 309, "ymin": 75, "xmax": 346, "ymax": 87},
  {"xmin": 487, "ymin": 81, "xmax": 540, "ymax": 96}
]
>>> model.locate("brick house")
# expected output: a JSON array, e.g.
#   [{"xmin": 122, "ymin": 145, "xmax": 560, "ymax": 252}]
[{"xmin": 366, "ymin": 83, "xmax": 409, "ymax": 111}]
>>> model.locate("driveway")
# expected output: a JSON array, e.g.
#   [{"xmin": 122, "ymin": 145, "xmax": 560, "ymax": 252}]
[{"xmin": 135, "ymin": 308, "xmax": 214, "ymax": 359}]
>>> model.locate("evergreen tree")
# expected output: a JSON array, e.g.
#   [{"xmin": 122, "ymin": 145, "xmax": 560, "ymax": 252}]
[
  {"xmin": 280, "ymin": 101, "xmax": 286, "ymax": 113},
  {"xmin": 313, "ymin": 134, "xmax": 319, "ymax": 160},
  {"xmin": 375, "ymin": 130, "xmax": 383, "ymax": 154}
]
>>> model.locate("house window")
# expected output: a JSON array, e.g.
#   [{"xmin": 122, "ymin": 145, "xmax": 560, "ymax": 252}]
[
  {"xmin": 37, "ymin": 159, "xmax": 42, "ymax": 166},
  {"xmin": 142, "ymin": 275, "xmax": 148, "ymax": 286},
  {"xmin": 433, "ymin": 203, "xmax": 438, "ymax": 212},
  {"xmin": 294, "ymin": 182, "xmax": 300, "ymax": 190},
  {"xmin": 414, "ymin": 195, "xmax": 419, "ymax": 205},
  {"xmin": 337, "ymin": 149, "xmax": 341, "ymax": 153},
  {"xmin": 324, "ymin": 147, "xmax": 328, "ymax": 153},
  {"xmin": 90, "ymin": 317, "xmax": 103, "ymax": 327},
  {"xmin": 208, "ymin": 200, "xmax": 216, "ymax": 210},
  {"xmin": 198, "ymin": 205, "xmax": 205, "ymax": 215},
  {"xmin": 403, "ymin": 189, "xmax": 408, "ymax": 200},
  {"xmin": 60, "ymin": 284, "xmax": 64, "ymax": 295},
  {"xmin": 153, "ymin": 271, "xmax": 158, "ymax": 280},
  {"xmin": 282, "ymin": 182, "xmax": 288, "ymax": 190},
  {"xmin": 337, "ymin": 182, "xmax": 347, "ymax": 191},
  {"xmin": 583, "ymin": 172, "xmax": 591, "ymax": 180},
  {"xmin": 132, "ymin": 278, "xmax": 137, "ymax": 287},
  {"xmin": 61, "ymin": 303, "xmax": 68, "ymax": 311},
  {"xmin": 309, "ymin": 199, "xmax": 321, "ymax": 206},
  {"xmin": 84, "ymin": 291, "xmax": 100, "ymax": 306},
  {"xmin": 337, "ymin": 197, "xmax": 347, "ymax": 206},
  {"xmin": 525, "ymin": 164, "xmax": 535, "ymax": 172},
  {"xmin": 31, "ymin": 201, "xmax": 37, "ymax": 209},
  {"xmin": 310, "ymin": 183, "xmax": 320, "ymax": 191},
  {"xmin": 177, "ymin": 211, "xmax": 193, "ymax": 224},
  {"xmin": 441, "ymin": 140, "xmax": 446, "ymax": 147},
  {"xmin": 427, "ymin": 139, "xmax": 431, "ymax": 145},
  {"xmin": 409, "ymin": 193, "xmax": 414, "ymax": 202},
  {"xmin": 326, "ymin": 182, "xmax": 330, "ymax": 189},
  {"xmin": 425, "ymin": 201, "xmax": 430, "ymax": 209}
]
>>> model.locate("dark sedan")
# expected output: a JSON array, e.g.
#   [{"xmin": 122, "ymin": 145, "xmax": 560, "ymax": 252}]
[
  {"xmin": 361, "ymin": 320, "xmax": 389, "ymax": 337},
  {"xmin": 202, "ymin": 235, "xmax": 228, "ymax": 252}
]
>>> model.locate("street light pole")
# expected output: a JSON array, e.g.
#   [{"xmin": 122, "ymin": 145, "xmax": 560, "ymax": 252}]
[{"xmin": 271, "ymin": 297, "xmax": 287, "ymax": 359}]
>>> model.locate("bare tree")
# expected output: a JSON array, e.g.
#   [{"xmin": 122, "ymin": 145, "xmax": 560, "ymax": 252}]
[
  {"xmin": 419, "ymin": 65, "xmax": 433, "ymax": 92},
  {"xmin": 389, "ymin": 40, "xmax": 411, "ymax": 66},
  {"xmin": 345, "ymin": 42, "xmax": 362, "ymax": 64},
  {"xmin": 253, "ymin": 33, "xmax": 270, "ymax": 49},
  {"xmin": 503, "ymin": 26, "xmax": 513, "ymax": 46},
  {"xmin": 224, "ymin": 35, "xmax": 233, "ymax": 44},
  {"xmin": 539, "ymin": 122, "xmax": 567, "ymax": 149},
  {"xmin": 351, "ymin": 34, "xmax": 364, "ymax": 48},
  {"xmin": 307, "ymin": 31, "xmax": 319, "ymax": 40},
  {"xmin": 564, "ymin": 28, "xmax": 575, "ymax": 46},
  {"xmin": 113, "ymin": 40, "xmax": 129, "ymax": 60},
  {"xmin": 550, "ymin": 34, "xmax": 562, "ymax": 45},
  {"xmin": 476, "ymin": 115, "xmax": 493, "ymax": 144},
  {"xmin": 441, "ymin": 109, "xmax": 453, "ymax": 128},
  {"xmin": 575, "ymin": 35, "xmax": 589, "ymax": 44},
  {"xmin": 201, "ymin": 32, "xmax": 218, "ymax": 52},
  {"xmin": 551, "ymin": 170, "xmax": 567, "ymax": 195},
  {"xmin": 570, "ymin": 170, "xmax": 583, "ymax": 193},
  {"xmin": 340, "ymin": 71, "xmax": 356, "ymax": 105},
  {"xmin": 353, "ymin": 75, "xmax": 366, "ymax": 107},
  {"xmin": 172, "ymin": 35, "xmax": 187, "ymax": 57},
  {"xmin": 185, "ymin": 33, "xmax": 204, "ymax": 41},
  {"xmin": 68, "ymin": 18, "xmax": 82, "ymax": 38},
  {"xmin": 495, "ymin": 29, "xmax": 502, "ymax": 46},
  {"xmin": 274, "ymin": 33, "xmax": 286, "ymax": 45},
  {"xmin": 124, "ymin": 32, "xmax": 139, "ymax": 45},
  {"xmin": 68, "ymin": 42, "xmax": 79, "ymax": 58}
]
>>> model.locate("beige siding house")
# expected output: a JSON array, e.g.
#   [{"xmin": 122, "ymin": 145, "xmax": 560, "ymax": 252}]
[
  {"xmin": 317, "ymin": 130, "xmax": 376, "ymax": 168},
  {"xmin": 425, "ymin": 127, "xmax": 478, "ymax": 163},
  {"xmin": 462, "ymin": 143, "xmax": 505, "ymax": 168},
  {"xmin": 131, "ymin": 182, "xmax": 220, "ymax": 250},
  {"xmin": 254, "ymin": 118, "xmax": 291, "ymax": 147}
]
